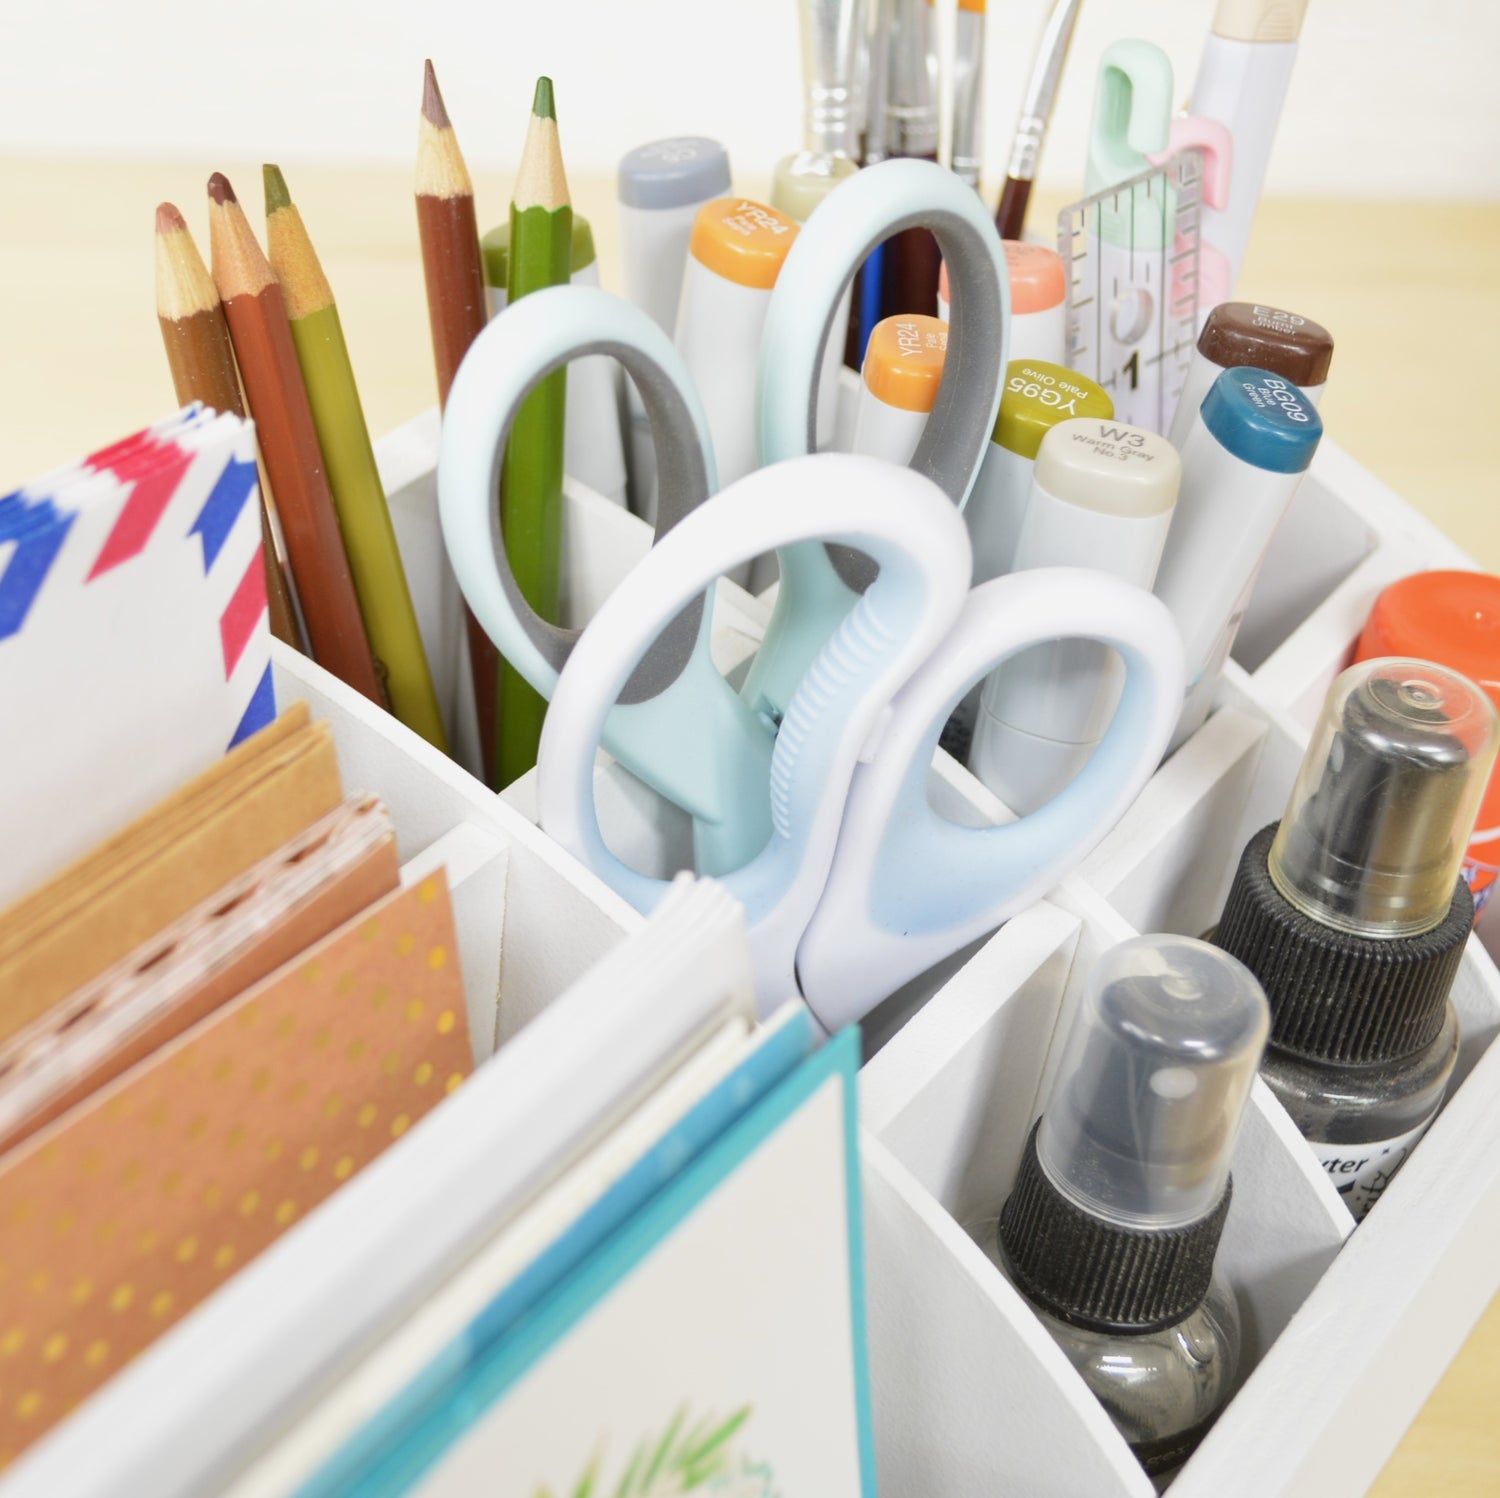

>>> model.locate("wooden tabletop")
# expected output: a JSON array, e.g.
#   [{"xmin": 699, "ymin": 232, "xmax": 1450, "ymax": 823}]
[{"xmin": 2, "ymin": 157, "xmax": 1498, "ymax": 1492}]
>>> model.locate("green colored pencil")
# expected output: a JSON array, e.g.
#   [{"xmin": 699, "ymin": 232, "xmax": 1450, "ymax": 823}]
[
  {"xmin": 263, "ymin": 164, "xmax": 449, "ymax": 754},
  {"xmin": 498, "ymin": 75, "xmax": 572, "ymax": 787}
]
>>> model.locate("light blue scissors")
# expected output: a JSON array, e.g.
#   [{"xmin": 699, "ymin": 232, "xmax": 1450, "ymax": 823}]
[
  {"xmin": 438, "ymin": 159, "xmax": 1008, "ymax": 879},
  {"xmin": 536, "ymin": 452, "xmax": 1185, "ymax": 1031}
]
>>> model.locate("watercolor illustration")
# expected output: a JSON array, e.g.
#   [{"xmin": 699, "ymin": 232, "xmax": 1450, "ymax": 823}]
[{"xmin": 532, "ymin": 1404, "xmax": 781, "ymax": 1498}]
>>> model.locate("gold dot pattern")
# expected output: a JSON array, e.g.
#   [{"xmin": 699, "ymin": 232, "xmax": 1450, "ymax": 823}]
[{"xmin": 0, "ymin": 873, "xmax": 469, "ymax": 1463}]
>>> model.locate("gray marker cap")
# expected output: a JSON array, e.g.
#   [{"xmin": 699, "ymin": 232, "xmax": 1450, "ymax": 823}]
[{"xmin": 618, "ymin": 137, "xmax": 732, "ymax": 210}]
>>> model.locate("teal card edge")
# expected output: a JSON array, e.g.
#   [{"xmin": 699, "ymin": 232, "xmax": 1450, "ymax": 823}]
[{"xmin": 309, "ymin": 1025, "xmax": 875, "ymax": 1497}]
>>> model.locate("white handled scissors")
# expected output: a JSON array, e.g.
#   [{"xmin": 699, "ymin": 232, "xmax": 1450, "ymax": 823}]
[{"xmin": 538, "ymin": 453, "xmax": 1184, "ymax": 1031}]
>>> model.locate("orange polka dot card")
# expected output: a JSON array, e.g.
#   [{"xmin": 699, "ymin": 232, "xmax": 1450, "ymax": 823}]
[{"xmin": 0, "ymin": 870, "xmax": 470, "ymax": 1464}]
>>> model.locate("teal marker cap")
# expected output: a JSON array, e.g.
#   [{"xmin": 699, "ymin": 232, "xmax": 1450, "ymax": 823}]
[{"xmin": 1202, "ymin": 367, "xmax": 1323, "ymax": 474}]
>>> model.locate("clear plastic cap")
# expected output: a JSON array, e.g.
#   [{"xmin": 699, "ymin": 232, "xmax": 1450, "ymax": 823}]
[
  {"xmin": 1037, "ymin": 935, "xmax": 1269, "ymax": 1230},
  {"xmin": 1269, "ymin": 658, "xmax": 1500, "ymax": 937}
]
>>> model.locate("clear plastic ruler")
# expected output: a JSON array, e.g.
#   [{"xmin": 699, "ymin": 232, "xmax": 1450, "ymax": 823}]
[{"xmin": 1057, "ymin": 150, "xmax": 1203, "ymax": 435}]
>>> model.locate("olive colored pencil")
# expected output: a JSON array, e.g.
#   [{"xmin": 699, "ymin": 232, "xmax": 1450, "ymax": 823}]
[
  {"xmin": 416, "ymin": 58, "xmax": 501, "ymax": 782},
  {"xmin": 264, "ymin": 165, "xmax": 449, "ymax": 753},
  {"xmin": 154, "ymin": 202, "xmax": 300, "ymax": 649},
  {"xmin": 207, "ymin": 172, "xmax": 382, "ymax": 704},
  {"xmin": 497, "ymin": 75, "xmax": 572, "ymax": 787}
]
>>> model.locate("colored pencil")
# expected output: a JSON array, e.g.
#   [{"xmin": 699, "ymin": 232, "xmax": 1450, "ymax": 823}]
[
  {"xmin": 497, "ymin": 75, "xmax": 572, "ymax": 787},
  {"xmin": 206, "ymin": 172, "xmax": 382, "ymax": 704},
  {"xmin": 264, "ymin": 166, "xmax": 448, "ymax": 752},
  {"xmin": 154, "ymin": 202, "xmax": 299, "ymax": 649},
  {"xmin": 416, "ymin": 58, "xmax": 501, "ymax": 782}
]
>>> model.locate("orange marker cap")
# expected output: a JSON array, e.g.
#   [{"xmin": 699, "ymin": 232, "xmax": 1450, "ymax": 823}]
[
  {"xmin": 1356, "ymin": 570, "xmax": 1500, "ymax": 836},
  {"xmin": 689, "ymin": 197, "xmax": 799, "ymax": 290},
  {"xmin": 863, "ymin": 316, "xmax": 949, "ymax": 412},
  {"xmin": 939, "ymin": 239, "xmax": 1066, "ymax": 316}
]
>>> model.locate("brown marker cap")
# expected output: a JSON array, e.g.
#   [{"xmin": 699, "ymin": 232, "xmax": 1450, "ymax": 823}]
[{"xmin": 1197, "ymin": 302, "xmax": 1333, "ymax": 390}]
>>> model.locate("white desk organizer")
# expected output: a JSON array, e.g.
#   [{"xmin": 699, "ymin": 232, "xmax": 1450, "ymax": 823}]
[
  {"xmin": 95, "ymin": 403, "xmax": 1488, "ymax": 1498},
  {"xmin": 367, "ymin": 396, "xmax": 1500, "ymax": 1498}
]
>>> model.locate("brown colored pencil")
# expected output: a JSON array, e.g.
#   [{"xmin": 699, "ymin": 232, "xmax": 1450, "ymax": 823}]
[
  {"xmin": 154, "ymin": 202, "xmax": 300, "ymax": 650},
  {"xmin": 206, "ymin": 173, "xmax": 382, "ymax": 704},
  {"xmin": 416, "ymin": 59, "xmax": 500, "ymax": 781}
]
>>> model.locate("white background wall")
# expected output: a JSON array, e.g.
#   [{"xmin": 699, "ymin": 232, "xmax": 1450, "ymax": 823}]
[{"xmin": 0, "ymin": 0, "xmax": 1495, "ymax": 196}]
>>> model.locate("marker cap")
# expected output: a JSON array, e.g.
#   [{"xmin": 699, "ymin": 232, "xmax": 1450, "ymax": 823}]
[
  {"xmin": 617, "ymin": 137, "xmax": 732, "ymax": 210},
  {"xmin": 862, "ymin": 315, "xmax": 948, "ymax": 412},
  {"xmin": 939, "ymin": 240, "xmax": 1066, "ymax": 317},
  {"xmin": 480, "ymin": 215, "xmax": 596, "ymax": 288},
  {"xmin": 1212, "ymin": 0, "xmax": 1309, "ymax": 43},
  {"xmin": 771, "ymin": 151, "xmax": 858, "ymax": 223},
  {"xmin": 1037, "ymin": 934, "xmax": 1268, "ymax": 1230},
  {"xmin": 688, "ymin": 198, "xmax": 800, "ymax": 290},
  {"xmin": 1271, "ymin": 658, "xmax": 1500, "ymax": 937},
  {"xmin": 994, "ymin": 360, "xmax": 1112, "ymax": 458},
  {"xmin": 1198, "ymin": 302, "xmax": 1332, "ymax": 389},
  {"xmin": 1033, "ymin": 418, "xmax": 1180, "ymax": 517},
  {"xmin": 1357, "ymin": 572, "xmax": 1500, "ymax": 839},
  {"xmin": 1200, "ymin": 366, "xmax": 1323, "ymax": 474}
]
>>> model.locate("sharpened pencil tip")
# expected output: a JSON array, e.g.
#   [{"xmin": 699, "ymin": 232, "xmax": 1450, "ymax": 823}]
[
  {"xmin": 155, "ymin": 202, "xmax": 187, "ymax": 235},
  {"xmin": 263, "ymin": 163, "xmax": 292, "ymax": 214},
  {"xmin": 207, "ymin": 172, "xmax": 237, "ymax": 207},
  {"xmin": 532, "ymin": 76, "xmax": 555, "ymax": 122},
  {"xmin": 422, "ymin": 59, "xmax": 451, "ymax": 128}
]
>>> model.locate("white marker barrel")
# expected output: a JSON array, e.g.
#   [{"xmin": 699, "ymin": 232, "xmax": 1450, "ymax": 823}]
[
  {"xmin": 1155, "ymin": 365, "xmax": 1324, "ymax": 750},
  {"xmin": 971, "ymin": 418, "xmax": 1180, "ymax": 813}
]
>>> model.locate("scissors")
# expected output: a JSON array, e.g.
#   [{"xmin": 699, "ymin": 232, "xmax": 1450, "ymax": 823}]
[
  {"xmin": 537, "ymin": 452, "xmax": 1185, "ymax": 1032},
  {"xmin": 438, "ymin": 158, "xmax": 1008, "ymax": 877}
]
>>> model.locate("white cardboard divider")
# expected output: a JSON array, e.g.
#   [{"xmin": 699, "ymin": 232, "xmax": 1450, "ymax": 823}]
[{"xmin": 271, "ymin": 644, "xmax": 642, "ymax": 1053}]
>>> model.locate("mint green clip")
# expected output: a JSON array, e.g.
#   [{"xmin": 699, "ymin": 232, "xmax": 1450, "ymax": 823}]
[{"xmin": 1083, "ymin": 39, "xmax": 1175, "ymax": 251}]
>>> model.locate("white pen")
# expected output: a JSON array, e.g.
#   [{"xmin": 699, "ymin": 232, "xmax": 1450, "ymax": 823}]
[{"xmin": 1190, "ymin": 0, "xmax": 1311, "ymax": 293}]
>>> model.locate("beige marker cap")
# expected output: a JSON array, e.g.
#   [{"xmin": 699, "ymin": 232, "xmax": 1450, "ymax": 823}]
[
  {"xmin": 1212, "ymin": 0, "xmax": 1308, "ymax": 42},
  {"xmin": 863, "ymin": 316, "xmax": 949, "ymax": 412},
  {"xmin": 689, "ymin": 197, "xmax": 799, "ymax": 289},
  {"xmin": 771, "ymin": 152, "xmax": 858, "ymax": 224},
  {"xmin": 1035, "ymin": 418, "xmax": 1182, "ymax": 517}
]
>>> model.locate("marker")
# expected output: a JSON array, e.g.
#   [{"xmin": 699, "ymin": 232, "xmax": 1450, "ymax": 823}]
[
  {"xmin": 1356, "ymin": 571, "xmax": 1500, "ymax": 918},
  {"xmin": 771, "ymin": 153, "xmax": 859, "ymax": 451},
  {"xmin": 1214, "ymin": 659, "xmax": 1499, "ymax": 1221},
  {"xmin": 939, "ymin": 240, "xmax": 1066, "ymax": 367},
  {"xmin": 850, "ymin": 314, "xmax": 948, "ymax": 466},
  {"xmin": 994, "ymin": 0, "xmax": 1084, "ymax": 241},
  {"xmin": 1168, "ymin": 302, "xmax": 1332, "ymax": 450},
  {"xmin": 970, "ymin": 418, "xmax": 1179, "ymax": 813},
  {"xmin": 964, "ymin": 360, "xmax": 1113, "ymax": 586},
  {"xmin": 940, "ymin": 362, "xmax": 1112, "ymax": 760},
  {"xmin": 1153, "ymin": 366, "xmax": 1322, "ymax": 750},
  {"xmin": 1190, "ymin": 0, "xmax": 1310, "ymax": 293},
  {"xmin": 951, "ymin": 0, "xmax": 987, "ymax": 192},
  {"xmin": 482, "ymin": 216, "xmax": 627, "ymax": 507},
  {"xmin": 675, "ymin": 199, "xmax": 799, "ymax": 563},
  {"xmin": 618, "ymin": 138, "xmax": 732, "ymax": 522}
]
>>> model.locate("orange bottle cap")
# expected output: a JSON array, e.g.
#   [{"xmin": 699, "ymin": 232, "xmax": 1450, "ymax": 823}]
[
  {"xmin": 939, "ymin": 239, "xmax": 1066, "ymax": 317},
  {"xmin": 1356, "ymin": 570, "xmax": 1500, "ymax": 833},
  {"xmin": 862, "ymin": 315, "xmax": 949, "ymax": 412},
  {"xmin": 689, "ymin": 197, "xmax": 799, "ymax": 290}
]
